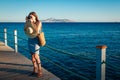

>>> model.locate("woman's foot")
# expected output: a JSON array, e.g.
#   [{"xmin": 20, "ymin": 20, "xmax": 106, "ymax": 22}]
[{"xmin": 37, "ymin": 70, "xmax": 42, "ymax": 77}]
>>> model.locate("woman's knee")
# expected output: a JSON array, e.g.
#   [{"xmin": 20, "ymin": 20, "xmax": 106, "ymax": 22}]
[{"xmin": 35, "ymin": 54, "xmax": 41, "ymax": 62}]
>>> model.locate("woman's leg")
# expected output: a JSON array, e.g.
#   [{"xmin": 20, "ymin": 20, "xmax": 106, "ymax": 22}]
[
  {"xmin": 31, "ymin": 54, "xmax": 38, "ymax": 73},
  {"xmin": 34, "ymin": 53, "xmax": 42, "ymax": 77}
]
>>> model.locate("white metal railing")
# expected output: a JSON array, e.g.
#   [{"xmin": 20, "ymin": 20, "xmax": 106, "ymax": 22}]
[
  {"xmin": 4, "ymin": 28, "xmax": 18, "ymax": 53},
  {"xmin": 96, "ymin": 45, "xmax": 107, "ymax": 80},
  {"xmin": 4, "ymin": 28, "xmax": 7, "ymax": 46},
  {"xmin": 14, "ymin": 30, "xmax": 18, "ymax": 53}
]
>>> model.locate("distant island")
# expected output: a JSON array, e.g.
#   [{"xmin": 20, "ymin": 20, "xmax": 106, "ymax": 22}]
[{"xmin": 41, "ymin": 18, "xmax": 74, "ymax": 22}]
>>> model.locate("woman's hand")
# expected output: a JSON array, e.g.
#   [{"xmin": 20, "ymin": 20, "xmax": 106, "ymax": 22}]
[{"xmin": 25, "ymin": 16, "xmax": 33, "ymax": 22}]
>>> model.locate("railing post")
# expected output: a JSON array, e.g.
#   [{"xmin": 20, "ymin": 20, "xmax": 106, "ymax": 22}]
[
  {"xmin": 14, "ymin": 30, "xmax": 18, "ymax": 53},
  {"xmin": 96, "ymin": 45, "xmax": 107, "ymax": 80},
  {"xmin": 4, "ymin": 28, "xmax": 7, "ymax": 46}
]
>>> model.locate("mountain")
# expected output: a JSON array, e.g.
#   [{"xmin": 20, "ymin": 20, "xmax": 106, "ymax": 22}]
[{"xmin": 42, "ymin": 18, "xmax": 74, "ymax": 22}]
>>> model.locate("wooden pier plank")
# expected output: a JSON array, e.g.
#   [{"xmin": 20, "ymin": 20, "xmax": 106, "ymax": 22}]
[{"xmin": 0, "ymin": 42, "xmax": 61, "ymax": 80}]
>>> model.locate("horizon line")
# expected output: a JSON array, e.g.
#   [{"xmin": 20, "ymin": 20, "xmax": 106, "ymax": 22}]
[{"xmin": 0, "ymin": 21, "xmax": 120, "ymax": 23}]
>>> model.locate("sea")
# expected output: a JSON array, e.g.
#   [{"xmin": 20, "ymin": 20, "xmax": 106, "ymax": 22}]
[{"xmin": 0, "ymin": 22, "xmax": 120, "ymax": 80}]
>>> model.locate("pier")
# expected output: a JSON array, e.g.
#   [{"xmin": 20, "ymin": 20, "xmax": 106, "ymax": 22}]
[{"xmin": 0, "ymin": 42, "xmax": 61, "ymax": 80}]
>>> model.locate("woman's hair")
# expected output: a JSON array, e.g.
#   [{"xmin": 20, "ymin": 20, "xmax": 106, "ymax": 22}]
[{"xmin": 28, "ymin": 12, "xmax": 40, "ymax": 26}]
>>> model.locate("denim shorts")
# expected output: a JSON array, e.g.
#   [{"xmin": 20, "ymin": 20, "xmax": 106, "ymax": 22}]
[{"xmin": 28, "ymin": 37, "xmax": 40, "ymax": 54}]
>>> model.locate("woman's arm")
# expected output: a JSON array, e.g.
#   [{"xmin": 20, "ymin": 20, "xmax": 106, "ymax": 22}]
[{"xmin": 37, "ymin": 21, "xmax": 42, "ymax": 33}]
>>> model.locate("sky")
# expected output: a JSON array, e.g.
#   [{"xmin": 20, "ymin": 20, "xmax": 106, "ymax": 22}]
[{"xmin": 0, "ymin": 0, "xmax": 120, "ymax": 22}]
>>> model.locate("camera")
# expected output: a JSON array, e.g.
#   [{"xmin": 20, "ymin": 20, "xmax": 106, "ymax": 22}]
[{"xmin": 28, "ymin": 16, "xmax": 32, "ymax": 19}]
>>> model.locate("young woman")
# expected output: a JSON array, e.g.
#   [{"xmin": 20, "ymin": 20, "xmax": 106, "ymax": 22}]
[{"xmin": 25, "ymin": 12, "xmax": 42, "ymax": 77}]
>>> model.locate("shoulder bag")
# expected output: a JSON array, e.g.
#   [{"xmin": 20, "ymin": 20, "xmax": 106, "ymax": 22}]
[{"xmin": 37, "ymin": 31, "xmax": 46, "ymax": 46}]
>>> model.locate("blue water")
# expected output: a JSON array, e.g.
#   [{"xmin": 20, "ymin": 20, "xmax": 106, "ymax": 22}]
[{"xmin": 0, "ymin": 22, "xmax": 120, "ymax": 80}]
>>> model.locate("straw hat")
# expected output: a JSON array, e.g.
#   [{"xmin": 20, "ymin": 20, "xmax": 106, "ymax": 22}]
[
  {"xmin": 26, "ymin": 27, "xmax": 33, "ymax": 34},
  {"xmin": 24, "ymin": 20, "xmax": 37, "ymax": 38}
]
